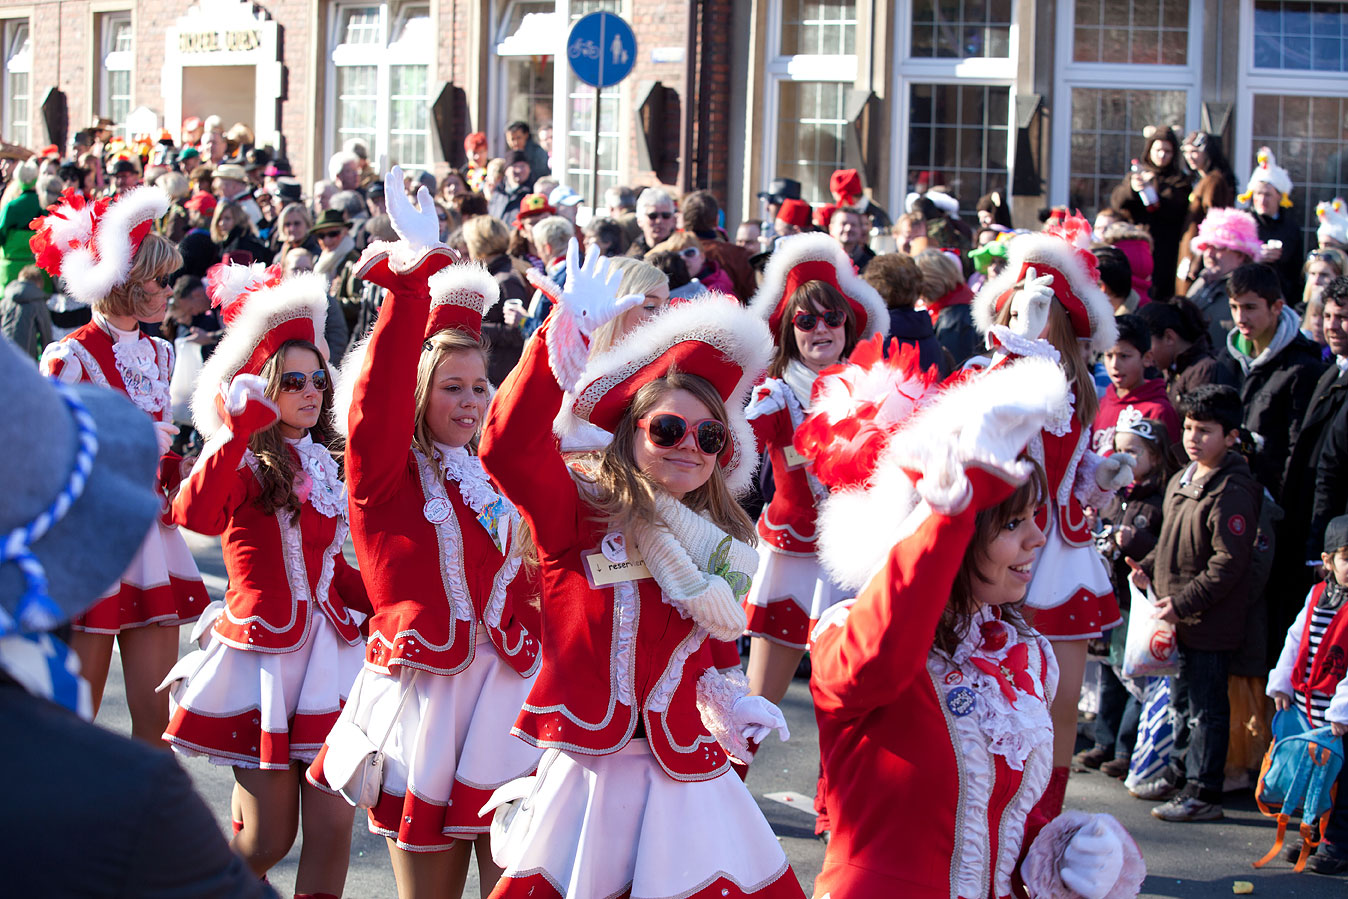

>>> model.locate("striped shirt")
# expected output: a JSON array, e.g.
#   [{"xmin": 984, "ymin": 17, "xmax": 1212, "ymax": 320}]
[{"xmin": 1304, "ymin": 603, "xmax": 1338, "ymax": 727}]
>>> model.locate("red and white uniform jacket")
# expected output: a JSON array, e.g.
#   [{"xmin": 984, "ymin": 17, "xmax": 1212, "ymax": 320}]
[
  {"xmin": 480, "ymin": 317, "xmax": 740, "ymax": 782},
  {"xmin": 746, "ymin": 373, "xmax": 828, "ymax": 555},
  {"xmin": 346, "ymin": 278, "xmax": 539, "ymax": 677},
  {"xmin": 172, "ymin": 429, "xmax": 370, "ymax": 653},
  {"xmin": 42, "ymin": 318, "xmax": 184, "ymax": 504},
  {"xmin": 811, "ymin": 467, "xmax": 1059, "ymax": 899},
  {"xmin": 1268, "ymin": 581, "xmax": 1348, "ymax": 728}
]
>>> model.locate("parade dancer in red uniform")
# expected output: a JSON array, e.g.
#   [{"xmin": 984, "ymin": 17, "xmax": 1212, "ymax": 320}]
[
  {"xmin": 970, "ymin": 217, "xmax": 1137, "ymax": 809},
  {"xmin": 33, "ymin": 186, "xmax": 211, "ymax": 742},
  {"xmin": 308, "ymin": 171, "xmax": 542, "ymax": 899},
  {"xmin": 162, "ymin": 262, "xmax": 369, "ymax": 899},
  {"xmin": 478, "ymin": 241, "xmax": 804, "ymax": 899},
  {"xmin": 742, "ymin": 233, "xmax": 887, "ymax": 703},
  {"xmin": 802, "ymin": 343, "xmax": 1146, "ymax": 899}
]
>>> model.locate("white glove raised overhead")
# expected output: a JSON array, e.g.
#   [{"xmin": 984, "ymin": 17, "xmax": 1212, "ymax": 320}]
[
  {"xmin": 153, "ymin": 420, "xmax": 179, "ymax": 456},
  {"xmin": 1095, "ymin": 452, "xmax": 1136, "ymax": 491},
  {"xmin": 560, "ymin": 239, "xmax": 644, "ymax": 336},
  {"xmin": 1006, "ymin": 266, "xmax": 1056, "ymax": 340},
  {"xmin": 1059, "ymin": 816, "xmax": 1125, "ymax": 899},
  {"xmin": 731, "ymin": 695, "xmax": 790, "ymax": 744},
  {"xmin": 384, "ymin": 165, "xmax": 442, "ymax": 253}
]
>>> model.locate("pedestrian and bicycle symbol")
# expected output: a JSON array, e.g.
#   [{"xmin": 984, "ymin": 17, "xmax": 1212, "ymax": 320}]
[{"xmin": 567, "ymin": 11, "xmax": 637, "ymax": 89}]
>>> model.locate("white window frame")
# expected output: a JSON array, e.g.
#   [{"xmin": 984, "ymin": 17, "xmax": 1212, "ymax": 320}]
[
  {"xmin": 325, "ymin": 1, "xmax": 434, "ymax": 173},
  {"xmin": 99, "ymin": 11, "xmax": 133, "ymax": 140},
  {"xmin": 890, "ymin": 3, "xmax": 1018, "ymax": 216},
  {"xmin": 1050, "ymin": 0, "xmax": 1204, "ymax": 207},
  {"xmin": 760, "ymin": 0, "xmax": 860, "ymax": 206},
  {"xmin": 489, "ymin": 0, "xmax": 562, "ymax": 158},
  {"xmin": 1233, "ymin": 0, "xmax": 1348, "ymax": 180},
  {"xmin": 2, "ymin": 18, "xmax": 30, "ymax": 148}
]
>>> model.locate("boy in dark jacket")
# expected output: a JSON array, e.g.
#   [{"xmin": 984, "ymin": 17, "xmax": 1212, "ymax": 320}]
[
  {"xmin": 1225, "ymin": 263, "xmax": 1326, "ymax": 501},
  {"xmin": 1128, "ymin": 385, "xmax": 1261, "ymax": 821}
]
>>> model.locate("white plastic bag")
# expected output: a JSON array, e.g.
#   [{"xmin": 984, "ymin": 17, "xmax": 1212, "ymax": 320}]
[{"xmin": 1122, "ymin": 583, "xmax": 1178, "ymax": 677}]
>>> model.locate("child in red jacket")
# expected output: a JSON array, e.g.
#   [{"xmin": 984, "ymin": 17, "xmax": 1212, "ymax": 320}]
[{"xmin": 1093, "ymin": 314, "xmax": 1180, "ymax": 455}]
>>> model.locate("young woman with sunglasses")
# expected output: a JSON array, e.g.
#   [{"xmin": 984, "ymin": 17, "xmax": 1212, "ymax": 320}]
[
  {"xmin": 307, "ymin": 172, "xmax": 541, "ymax": 899},
  {"xmin": 478, "ymin": 240, "xmax": 805, "ymax": 898},
  {"xmin": 742, "ymin": 233, "xmax": 888, "ymax": 707},
  {"xmin": 164, "ymin": 264, "xmax": 370, "ymax": 899},
  {"xmin": 650, "ymin": 231, "xmax": 735, "ymax": 296},
  {"xmin": 34, "ymin": 187, "xmax": 211, "ymax": 743}
]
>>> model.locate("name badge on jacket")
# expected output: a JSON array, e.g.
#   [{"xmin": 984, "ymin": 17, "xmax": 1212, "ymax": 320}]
[{"xmin": 583, "ymin": 532, "xmax": 653, "ymax": 587}]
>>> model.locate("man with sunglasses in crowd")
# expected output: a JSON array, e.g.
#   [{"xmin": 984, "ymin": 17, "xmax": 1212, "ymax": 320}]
[{"xmin": 629, "ymin": 187, "xmax": 677, "ymax": 257}]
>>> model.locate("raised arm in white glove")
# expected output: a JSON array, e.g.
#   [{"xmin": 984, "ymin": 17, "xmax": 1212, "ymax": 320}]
[
  {"xmin": 731, "ymin": 695, "xmax": 791, "ymax": 744},
  {"xmin": 1006, "ymin": 267, "xmax": 1056, "ymax": 339},
  {"xmin": 384, "ymin": 165, "xmax": 442, "ymax": 253},
  {"xmin": 560, "ymin": 238, "xmax": 644, "ymax": 336}
]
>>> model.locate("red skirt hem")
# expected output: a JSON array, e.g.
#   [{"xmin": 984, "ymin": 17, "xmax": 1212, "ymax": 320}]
[
  {"xmin": 1024, "ymin": 587, "xmax": 1122, "ymax": 641},
  {"xmin": 74, "ymin": 576, "xmax": 211, "ymax": 634},
  {"xmin": 487, "ymin": 867, "xmax": 806, "ymax": 899}
]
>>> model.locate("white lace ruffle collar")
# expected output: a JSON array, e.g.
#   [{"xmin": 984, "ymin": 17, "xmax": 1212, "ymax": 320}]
[
  {"xmin": 286, "ymin": 433, "xmax": 346, "ymax": 519},
  {"xmin": 97, "ymin": 314, "xmax": 170, "ymax": 417},
  {"xmin": 432, "ymin": 442, "xmax": 518, "ymax": 552}
]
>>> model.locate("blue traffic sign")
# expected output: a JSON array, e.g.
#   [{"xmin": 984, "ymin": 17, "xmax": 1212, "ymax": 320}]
[{"xmin": 567, "ymin": 12, "xmax": 637, "ymax": 89}]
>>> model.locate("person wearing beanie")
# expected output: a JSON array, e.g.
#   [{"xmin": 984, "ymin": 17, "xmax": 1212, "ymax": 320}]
[
  {"xmin": 1318, "ymin": 197, "xmax": 1348, "ymax": 252},
  {"xmin": 1187, "ymin": 207, "xmax": 1263, "ymax": 351},
  {"xmin": 829, "ymin": 167, "xmax": 890, "ymax": 229},
  {"xmin": 488, "ymin": 150, "xmax": 532, "ymax": 223},
  {"xmin": 774, "ymin": 198, "xmax": 813, "ymax": 239},
  {"xmin": 0, "ymin": 158, "xmax": 42, "ymax": 289},
  {"xmin": 1242, "ymin": 146, "xmax": 1305, "ymax": 302},
  {"xmin": 1110, "ymin": 125, "xmax": 1191, "ymax": 299}
]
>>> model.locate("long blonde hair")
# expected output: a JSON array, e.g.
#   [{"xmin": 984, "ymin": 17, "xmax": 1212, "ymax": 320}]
[
  {"xmin": 250, "ymin": 340, "xmax": 339, "ymax": 521},
  {"xmin": 995, "ymin": 296, "xmax": 1097, "ymax": 426},
  {"xmin": 574, "ymin": 368, "xmax": 755, "ymax": 543},
  {"xmin": 412, "ymin": 329, "xmax": 492, "ymax": 461}
]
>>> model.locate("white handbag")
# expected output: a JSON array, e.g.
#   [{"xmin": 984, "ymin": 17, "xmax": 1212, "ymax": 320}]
[{"xmin": 322, "ymin": 669, "xmax": 417, "ymax": 809}]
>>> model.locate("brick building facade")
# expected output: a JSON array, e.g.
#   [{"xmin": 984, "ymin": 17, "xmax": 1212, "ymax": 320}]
[{"xmin": 1, "ymin": 1, "xmax": 1347, "ymax": 244}]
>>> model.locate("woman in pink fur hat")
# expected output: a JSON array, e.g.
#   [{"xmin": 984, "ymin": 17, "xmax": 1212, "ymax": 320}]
[{"xmin": 1187, "ymin": 207, "xmax": 1262, "ymax": 349}]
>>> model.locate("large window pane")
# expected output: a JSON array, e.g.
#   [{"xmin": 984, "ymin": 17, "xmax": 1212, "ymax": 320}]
[
  {"xmin": 388, "ymin": 64, "xmax": 429, "ymax": 168},
  {"xmin": 907, "ymin": 84, "xmax": 1011, "ymax": 209},
  {"xmin": 108, "ymin": 70, "xmax": 131, "ymax": 134},
  {"xmin": 1253, "ymin": 1, "xmax": 1348, "ymax": 72},
  {"xmin": 1073, "ymin": 0, "xmax": 1189, "ymax": 65},
  {"xmin": 911, "ymin": 0, "xmax": 1012, "ymax": 59},
  {"xmin": 775, "ymin": 80, "xmax": 848, "ymax": 205},
  {"xmin": 336, "ymin": 64, "xmax": 378, "ymax": 148},
  {"xmin": 780, "ymin": 0, "xmax": 857, "ymax": 56},
  {"xmin": 342, "ymin": 7, "xmax": 382, "ymax": 44},
  {"xmin": 1252, "ymin": 93, "xmax": 1348, "ymax": 249},
  {"xmin": 1068, "ymin": 87, "xmax": 1187, "ymax": 215},
  {"xmin": 5, "ymin": 22, "xmax": 29, "ymax": 147}
]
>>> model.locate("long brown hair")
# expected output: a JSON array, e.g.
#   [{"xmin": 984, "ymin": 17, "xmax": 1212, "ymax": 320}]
[
  {"xmin": 995, "ymin": 297, "xmax": 1097, "ymax": 426},
  {"xmin": 936, "ymin": 459, "xmax": 1047, "ymax": 657},
  {"xmin": 249, "ymin": 339, "xmax": 339, "ymax": 521},
  {"xmin": 575, "ymin": 368, "xmax": 755, "ymax": 543},
  {"xmin": 769, "ymin": 280, "xmax": 858, "ymax": 378},
  {"xmin": 412, "ymin": 329, "xmax": 492, "ymax": 461}
]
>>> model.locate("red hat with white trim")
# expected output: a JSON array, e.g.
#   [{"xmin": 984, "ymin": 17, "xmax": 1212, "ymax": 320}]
[
  {"xmin": 191, "ymin": 263, "xmax": 328, "ymax": 438},
  {"xmin": 749, "ymin": 231, "xmax": 888, "ymax": 344},
  {"xmin": 425, "ymin": 262, "xmax": 501, "ymax": 341},
  {"xmin": 972, "ymin": 212, "xmax": 1118, "ymax": 353},
  {"xmin": 29, "ymin": 186, "xmax": 169, "ymax": 307},
  {"xmin": 558, "ymin": 297, "xmax": 773, "ymax": 496}
]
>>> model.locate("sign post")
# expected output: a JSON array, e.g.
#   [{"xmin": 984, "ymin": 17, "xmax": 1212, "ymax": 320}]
[{"xmin": 566, "ymin": 12, "xmax": 637, "ymax": 209}]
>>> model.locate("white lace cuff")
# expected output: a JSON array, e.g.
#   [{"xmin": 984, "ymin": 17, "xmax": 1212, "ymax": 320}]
[
  {"xmin": 695, "ymin": 667, "xmax": 753, "ymax": 764},
  {"xmin": 545, "ymin": 305, "xmax": 590, "ymax": 392},
  {"xmin": 1021, "ymin": 811, "xmax": 1146, "ymax": 899}
]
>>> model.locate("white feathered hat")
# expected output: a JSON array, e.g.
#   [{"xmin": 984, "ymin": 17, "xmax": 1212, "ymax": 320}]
[
  {"xmin": 191, "ymin": 263, "xmax": 329, "ymax": 438},
  {"xmin": 30, "ymin": 186, "xmax": 170, "ymax": 307},
  {"xmin": 1317, "ymin": 198, "xmax": 1348, "ymax": 248},
  {"xmin": 1240, "ymin": 146, "xmax": 1294, "ymax": 207},
  {"xmin": 556, "ymin": 295, "xmax": 773, "ymax": 496},
  {"xmin": 748, "ymin": 232, "xmax": 888, "ymax": 344},
  {"xmin": 972, "ymin": 213, "xmax": 1118, "ymax": 352}
]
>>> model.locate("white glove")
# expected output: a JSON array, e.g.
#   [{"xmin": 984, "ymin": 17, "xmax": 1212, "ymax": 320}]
[
  {"xmin": 560, "ymin": 238, "xmax": 644, "ymax": 336},
  {"xmin": 384, "ymin": 165, "xmax": 442, "ymax": 253},
  {"xmin": 732, "ymin": 695, "xmax": 790, "ymax": 744},
  {"xmin": 1006, "ymin": 266, "xmax": 1055, "ymax": 340},
  {"xmin": 153, "ymin": 420, "xmax": 179, "ymax": 456},
  {"xmin": 1059, "ymin": 816, "xmax": 1125, "ymax": 899},
  {"xmin": 746, "ymin": 380, "xmax": 788, "ymax": 420},
  {"xmin": 956, "ymin": 397, "xmax": 1056, "ymax": 473},
  {"xmin": 1095, "ymin": 452, "xmax": 1136, "ymax": 491}
]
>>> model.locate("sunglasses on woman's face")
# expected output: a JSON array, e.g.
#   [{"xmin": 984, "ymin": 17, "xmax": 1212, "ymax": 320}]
[
  {"xmin": 678, "ymin": 246, "xmax": 701, "ymax": 260},
  {"xmin": 279, "ymin": 370, "xmax": 329, "ymax": 393},
  {"xmin": 792, "ymin": 309, "xmax": 846, "ymax": 332},
  {"xmin": 637, "ymin": 413, "xmax": 727, "ymax": 455},
  {"xmin": 154, "ymin": 273, "xmax": 174, "ymax": 290}
]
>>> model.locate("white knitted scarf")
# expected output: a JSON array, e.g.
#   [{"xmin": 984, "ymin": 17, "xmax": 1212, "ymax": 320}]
[{"xmin": 630, "ymin": 493, "xmax": 757, "ymax": 642}]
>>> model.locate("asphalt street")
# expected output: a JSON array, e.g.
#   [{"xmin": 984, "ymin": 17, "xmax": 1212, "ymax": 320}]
[{"xmin": 88, "ymin": 532, "xmax": 1345, "ymax": 898}]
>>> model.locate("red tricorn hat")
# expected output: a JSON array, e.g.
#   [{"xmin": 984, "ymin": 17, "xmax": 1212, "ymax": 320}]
[{"xmin": 748, "ymin": 232, "xmax": 888, "ymax": 344}]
